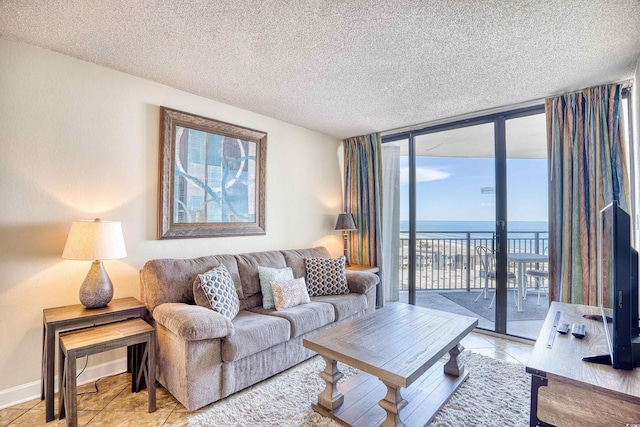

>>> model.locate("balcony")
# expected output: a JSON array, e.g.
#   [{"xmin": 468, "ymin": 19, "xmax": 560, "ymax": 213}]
[
  {"xmin": 395, "ymin": 231, "xmax": 548, "ymax": 291},
  {"xmin": 391, "ymin": 230, "xmax": 549, "ymax": 340}
]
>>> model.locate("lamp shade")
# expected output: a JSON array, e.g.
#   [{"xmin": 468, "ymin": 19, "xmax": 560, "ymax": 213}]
[
  {"xmin": 62, "ymin": 219, "xmax": 127, "ymax": 261},
  {"xmin": 335, "ymin": 213, "xmax": 356, "ymax": 231}
]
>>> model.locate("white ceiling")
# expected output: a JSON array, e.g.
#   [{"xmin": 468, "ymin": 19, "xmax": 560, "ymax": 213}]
[
  {"xmin": 1, "ymin": 1, "xmax": 639, "ymax": 139},
  {"xmin": 409, "ymin": 113, "xmax": 548, "ymax": 159}
]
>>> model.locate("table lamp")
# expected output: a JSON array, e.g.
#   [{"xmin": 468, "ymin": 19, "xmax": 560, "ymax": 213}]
[
  {"xmin": 335, "ymin": 213, "xmax": 356, "ymax": 266},
  {"xmin": 62, "ymin": 219, "xmax": 127, "ymax": 308}
]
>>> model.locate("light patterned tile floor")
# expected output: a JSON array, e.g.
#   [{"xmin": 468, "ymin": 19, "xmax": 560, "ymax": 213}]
[{"xmin": 0, "ymin": 331, "xmax": 533, "ymax": 426}]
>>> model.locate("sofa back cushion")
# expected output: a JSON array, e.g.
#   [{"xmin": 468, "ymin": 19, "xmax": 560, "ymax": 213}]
[
  {"xmin": 139, "ymin": 246, "xmax": 331, "ymax": 313},
  {"xmin": 140, "ymin": 254, "xmax": 243, "ymax": 313},
  {"xmin": 234, "ymin": 251, "xmax": 287, "ymax": 310},
  {"xmin": 281, "ymin": 247, "xmax": 331, "ymax": 278}
]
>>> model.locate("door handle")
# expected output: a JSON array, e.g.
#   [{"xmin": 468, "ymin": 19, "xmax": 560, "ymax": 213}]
[{"xmin": 495, "ymin": 220, "xmax": 505, "ymax": 253}]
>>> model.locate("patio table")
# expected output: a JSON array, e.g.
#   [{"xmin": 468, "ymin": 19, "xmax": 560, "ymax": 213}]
[{"xmin": 507, "ymin": 252, "xmax": 548, "ymax": 312}]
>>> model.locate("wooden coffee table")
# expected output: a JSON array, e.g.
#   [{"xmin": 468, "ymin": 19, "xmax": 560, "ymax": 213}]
[{"xmin": 303, "ymin": 303, "xmax": 478, "ymax": 427}]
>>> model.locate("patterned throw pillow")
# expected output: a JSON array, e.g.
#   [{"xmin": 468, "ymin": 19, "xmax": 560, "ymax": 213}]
[
  {"xmin": 270, "ymin": 277, "xmax": 310, "ymax": 311},
  {"xmin": 258, "ymin": 266, "xmax": 294, "ymax": 309},
  {"xmin": 304, "ymin": 256, "xmax": 349, "ymax": 297},
  {"xmin": 194, "ymin": 265, "xmax": 240, "ymax": 320}
]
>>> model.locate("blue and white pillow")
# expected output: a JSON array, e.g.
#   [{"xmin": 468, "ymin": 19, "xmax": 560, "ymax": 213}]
[
  {"xmin": 194, "ymin": 265, "xmax": 240, "ymax": 320},
  {"xmin": 258, "ymin": 266, "xmax": 294, "ymax": 309},
  {"xmin": 304, "ymin": 256, "xmax": 349, "ymax": 297}
]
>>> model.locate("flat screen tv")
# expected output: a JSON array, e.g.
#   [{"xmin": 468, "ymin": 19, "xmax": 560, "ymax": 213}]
[{"xmin": 583, "ymin": 200, "xmax": 640, "ymax": 370}]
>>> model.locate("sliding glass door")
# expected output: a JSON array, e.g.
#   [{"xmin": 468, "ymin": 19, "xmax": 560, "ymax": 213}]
[
  {"xmin": 505, "ymin": 112, "xmax": 549, "ymax": 338},
  {"xmin": 411, "ymin": 123, "xmax": 497, "ymax": 329},
  {"xmin": 382, "ymin": 106, "xmax": 548, "ymax": 338}
]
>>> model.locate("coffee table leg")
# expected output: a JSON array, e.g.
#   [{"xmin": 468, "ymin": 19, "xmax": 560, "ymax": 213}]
[
  {"xmin": 317, "ymin": 356, "xmax": 344, "ymax": 410},
  {"xmin": 379, "ymin": 381, "xmax": 408, "ymax": 427},
  {"xmin": 444, "ymin": 344, "xmax": 465, "ymax": 376}
]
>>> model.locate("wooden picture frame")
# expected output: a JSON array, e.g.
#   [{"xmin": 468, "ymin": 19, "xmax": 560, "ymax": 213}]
[{"xmin": 158, "ymin": 107, "xmax": 266, "ymax": 239}]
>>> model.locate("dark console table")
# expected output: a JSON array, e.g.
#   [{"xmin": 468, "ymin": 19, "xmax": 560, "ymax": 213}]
[{"xmin": 526, "ymin": 301, "xmax": 640, "ymax": 426}]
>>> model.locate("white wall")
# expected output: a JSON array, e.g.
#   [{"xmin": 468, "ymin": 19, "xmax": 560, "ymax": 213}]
[{"xmin": 0, "ymin": 38, "xmax": 344, "ymax": 403}]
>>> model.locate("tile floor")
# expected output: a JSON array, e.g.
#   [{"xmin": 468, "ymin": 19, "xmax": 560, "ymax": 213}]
[{"xmin": 0, "ymin": 332, "xmax": 533, "ymax": 426}]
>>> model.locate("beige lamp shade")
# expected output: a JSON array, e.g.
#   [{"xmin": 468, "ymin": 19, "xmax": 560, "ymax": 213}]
[
  {"xmin": 62, "ymin": 219, "xmax": 127, "ymax": 261},
  {"xmin": 62, "ymin": 219, "xmax": 126, "ymax": 308}
]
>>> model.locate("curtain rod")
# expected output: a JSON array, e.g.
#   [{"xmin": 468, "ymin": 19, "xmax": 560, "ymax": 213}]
[{"xmin": 381, "ymin": 79, "xmax": 634, "ymax": 137}]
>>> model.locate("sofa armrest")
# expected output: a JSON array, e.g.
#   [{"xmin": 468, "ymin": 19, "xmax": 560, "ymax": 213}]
[
  {"xmin": 346, "ymin": 271, "xmax": 379, "ymax": 314},
  {"xmin": 153, "ymin": 303, "xmax": 234, "ymax": 341},
  {"xmin": 345, "ymin": 271, "xmax": 379, "ymax": 294}
]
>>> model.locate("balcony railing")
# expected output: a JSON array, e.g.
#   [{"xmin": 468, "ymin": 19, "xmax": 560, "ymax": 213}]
[{"xmin": 396, "ymin": 231, "xmax": 549, "ymax": 291}]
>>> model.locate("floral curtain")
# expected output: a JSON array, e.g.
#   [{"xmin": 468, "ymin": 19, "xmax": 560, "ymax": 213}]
[
  {"xmin": 547, "ymin": 83, "xmax": 630, "ymax": 306},
  {"xmin": 343, "ymin": 133, "xmax": 383, "ymax": 306}
]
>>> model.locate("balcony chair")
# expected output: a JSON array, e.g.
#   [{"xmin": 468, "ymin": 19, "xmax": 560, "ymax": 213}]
[
  {"xmin": 474, "ymin": 245, "xmax": 517, "ymax": 309},
  {"xmin": 525, "ymin": 248, "xmax": 549, "ymax": 305}
]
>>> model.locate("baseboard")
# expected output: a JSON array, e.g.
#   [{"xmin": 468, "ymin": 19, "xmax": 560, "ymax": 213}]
[{"xmin": 0, "ymin": 357, "xmax": 127, "ymax": 410}]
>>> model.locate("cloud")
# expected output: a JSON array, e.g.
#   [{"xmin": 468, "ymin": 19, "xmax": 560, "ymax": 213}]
[{"xmin": 400, "ymin": 167, "xmax": 451, "ymax": 184}]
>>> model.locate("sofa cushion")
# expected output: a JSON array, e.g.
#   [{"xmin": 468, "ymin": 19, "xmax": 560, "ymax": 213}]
[
  {"xmin": 258, "ymin": 266, "xmax": 294, "ymax": 309},
  {"xmin": 235, "ymin": 251, "xmax": 287, "ymax": 301},
  {"xmin": 281, "ymin": 247, "xmax": 331, "ymax": 280},
  {"xmin": 250, "ymin": 301, "xmax": 335, "ymax": 338},
  {"xmin": 194, "ymin": 265, "xmax": 240, "ymax": 320},
  {"xmin": 311, "ymin": 293, "xmax": 368, "ymax": 321},
  {"xmin": 305, "ymin": 256, "xmax": 349, "ymax": 296},
  {"xmin": 221, "ymin": 311, "xmax": 290, "ymax": 362},
  {"xmin": 271, "ymin": 277, "xmax": 310, "ymax": 311}
]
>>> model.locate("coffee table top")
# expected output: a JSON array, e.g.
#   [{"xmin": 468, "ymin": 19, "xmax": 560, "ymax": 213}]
[{"xmin": 304, "ymin": 303, "xmax": 477, "ymax": 388}]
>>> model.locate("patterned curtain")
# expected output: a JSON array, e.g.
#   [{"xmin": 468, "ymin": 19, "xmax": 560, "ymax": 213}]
[
  {"xmin": 547, "ymin": 84, "xmax": 630, "ymax": 306},
  {"xmin": 343, "ymin": 133, "xmax": 384, "ymax": 306}
]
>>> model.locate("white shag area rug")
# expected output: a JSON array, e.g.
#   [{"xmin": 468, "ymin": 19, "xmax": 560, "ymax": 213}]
[{"xmin": 185, "ymin": 351, "xmax": 530, "ymax": 426}]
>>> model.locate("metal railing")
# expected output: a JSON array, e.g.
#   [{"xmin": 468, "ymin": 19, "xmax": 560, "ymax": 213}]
[{"xmin": 397, "ymin": 231, "xmax": 549, "ymax": 291}]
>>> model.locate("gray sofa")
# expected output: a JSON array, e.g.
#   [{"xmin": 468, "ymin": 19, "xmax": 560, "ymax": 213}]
[{"xmin": 139, "ymin": 246, "xmax": 378, "ymax": 411}]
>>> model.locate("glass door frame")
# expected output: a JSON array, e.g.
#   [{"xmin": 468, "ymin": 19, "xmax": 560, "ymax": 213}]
[{"xmin": 382, "ymin": 104, "xmax": 545, "ymax": 336}]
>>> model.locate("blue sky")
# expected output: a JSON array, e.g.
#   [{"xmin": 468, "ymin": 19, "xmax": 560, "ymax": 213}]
[{"xmin": 399, "ymin": 156, "xmax": 549, "ymax": 222}]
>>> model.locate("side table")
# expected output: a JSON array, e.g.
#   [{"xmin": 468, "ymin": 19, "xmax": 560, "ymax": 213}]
[
  {"xmin": 345, "ymin": 264, "xmax": 379, "ymax": 274},
  {"xmin": 41, "ymin": 297, "xmax": 148, "ymax": 422},
  {"xmin": 59, "ymin": 319, "xmax": 156, "ymax": 427}
]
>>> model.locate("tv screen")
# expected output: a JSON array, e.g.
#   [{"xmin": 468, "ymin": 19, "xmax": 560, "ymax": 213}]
[
  {"xmin": 596, "ymin": 200, "xmax": 639, "ymax": 370},
  {"xmin": 599, "ymin": 203, "xmax": 615, "ymax": 360}
]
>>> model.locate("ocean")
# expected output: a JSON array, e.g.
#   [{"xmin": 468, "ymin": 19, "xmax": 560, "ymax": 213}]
[{"xmin": 399, "ymin": 220, "xmax": 548, "ymax": 239}]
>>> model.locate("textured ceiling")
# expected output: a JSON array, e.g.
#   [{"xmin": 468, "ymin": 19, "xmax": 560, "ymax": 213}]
[{"xmin": 1, "ymin": 1, "xmax": 639, "ymax": 139}]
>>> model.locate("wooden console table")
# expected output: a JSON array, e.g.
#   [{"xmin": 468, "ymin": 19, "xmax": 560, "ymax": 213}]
[
  {"xmin": 41, "ymin": 297, "xmax": 147, "ymax": 422},
  {"xmin": 527, "ymin": 301, "xmax": 640, "ymax": 427}
]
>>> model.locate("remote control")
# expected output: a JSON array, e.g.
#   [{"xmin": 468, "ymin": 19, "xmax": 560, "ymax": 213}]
[
  {"xmin": 557, "ymin": 323, "xmax": 570, "ymax": 334},
  {"xmin": 571, "ymin": 323, "xmax": 586, "ymax": 339}
]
